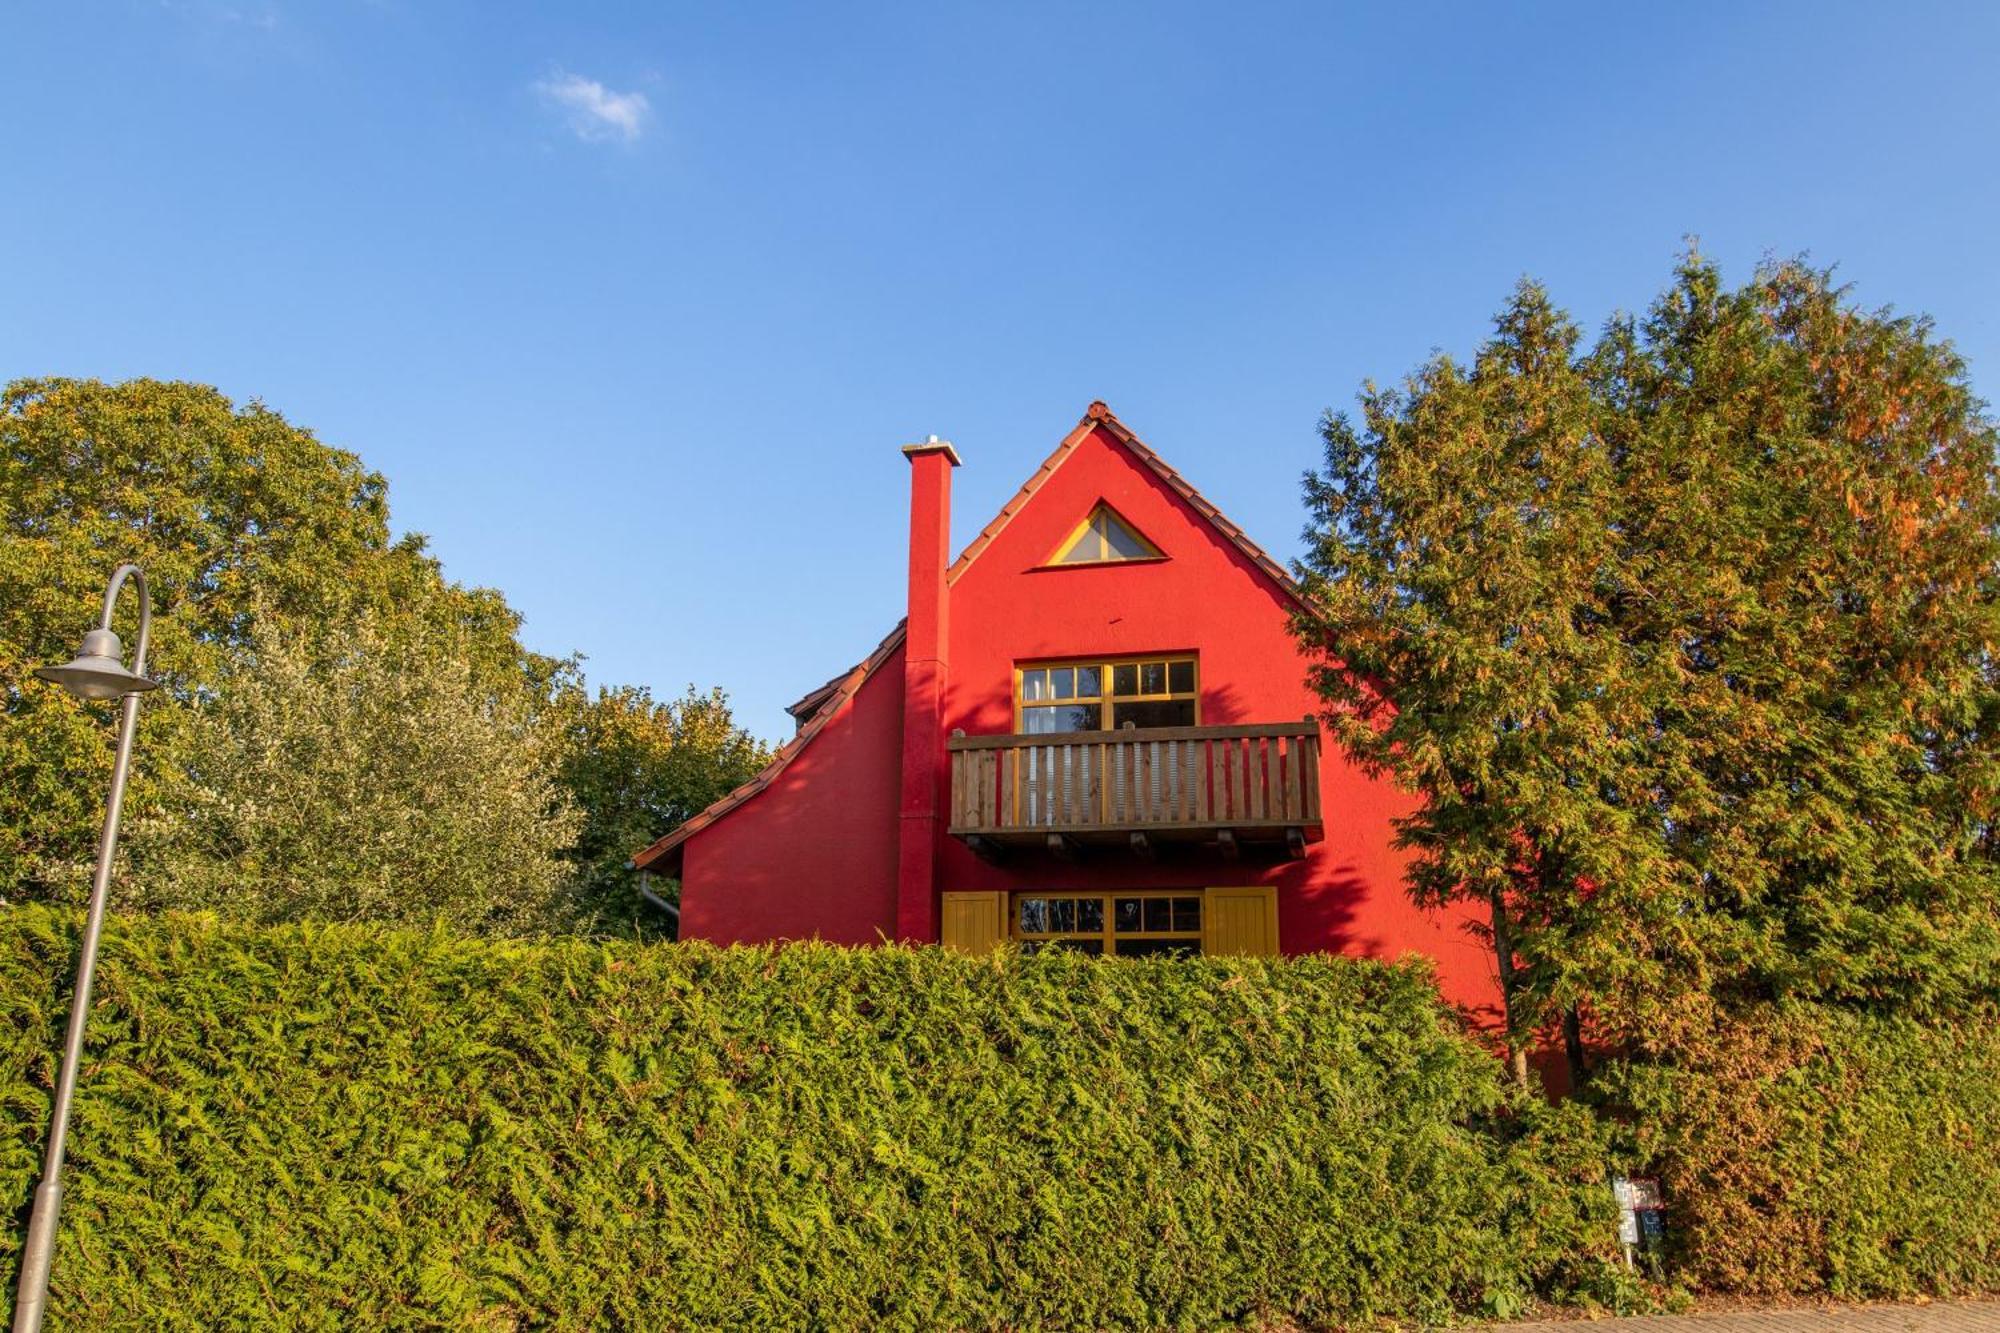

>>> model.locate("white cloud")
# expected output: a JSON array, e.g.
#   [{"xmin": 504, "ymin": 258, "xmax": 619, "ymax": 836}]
[{"xmin": 534, "ymin": 70, "xmax": 650, "ymax": 144}]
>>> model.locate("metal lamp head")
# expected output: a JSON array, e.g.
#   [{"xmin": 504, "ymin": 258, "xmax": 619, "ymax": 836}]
[{"xmin": 34, "ymin": 628, "xmax": 159, "ymax": 701}]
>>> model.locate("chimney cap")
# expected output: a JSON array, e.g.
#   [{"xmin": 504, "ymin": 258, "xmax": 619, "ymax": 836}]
[{"xmin": 901, "ymin": 435, "xmax": 962, "ymax": 466}]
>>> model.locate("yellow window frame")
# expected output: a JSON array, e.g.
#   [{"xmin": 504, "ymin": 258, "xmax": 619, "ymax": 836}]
[
  {"xmin": 1045, "ymin": 502, "xmax": 1164, "ymax": 567},
  {"xmin": 1010, "ymin": 890, "xmax": 1206, "ymax": 956},
  {"xmin": 1014, "ymin": 653, "xmax": 1200, "ymax": 733}
]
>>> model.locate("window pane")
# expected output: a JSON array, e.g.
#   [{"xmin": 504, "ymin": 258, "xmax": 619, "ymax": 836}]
[
  {"xmin": 1172, "ymin": 898, "xmax": 1201, "ymax": 932},
  {"xmin": 1018, "ymin": 898, "xmax": 1048, "ymax": 933},
  {"xmin": 1114, "ymin": 898, "xmax": 1142, "ymax": 932},
  {"xmin": 1050, "ymin": 898, "xmax": 1075, "ymax": 932},
  {"xmin": 1077, "ymin": 897, "xmax": 1105, "ymax": 931},
  {"xmin": 1054, "ymin": 522, "xmax": 1107, "ymax": 563},
  {"xmin": 1053, "ymin": 704, "xmax": 1099, "ymax": 733},
  {"xmin": 1140, "ymin": 662, "xmax": 1167, "ymax": 694},
  {"xmin": 1144, "ymin": 898, "xmax": 1171, "ymax": 932},
  {"xmin": 1115, "ymin": 938, "xmax": 1198, "ymax": 959},
  {"xmin": 1102, "ymin": 519, "xmax": 1153, "ymax": 560},
  {"xmin": 1021, "ymin": 708, "xmax": 1061, "ymax": 735},
  {"xmin": 1074, "ymin": 665, "xmax": 1102, "ymax": 698},
  {"xmin": 1168, "ymin": 660, "xmax": 1195, "ymax": 693},
  {"xmin": 1113, "ymin": 699, "xmax": 1195, "ymax": 730},
  {"xmin": 1111, "ymin": 663, "xmax": 1139, "ymax": 696},
  {"xmin": 1021, "ymin": 669, "xmax": 1048, "ymax": 702},
  {"xmin": 1051, "ymin": 667, "xmax": 1074, "ymax": 700}
]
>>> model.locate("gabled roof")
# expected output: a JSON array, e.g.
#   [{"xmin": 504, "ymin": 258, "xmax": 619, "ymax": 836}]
[
  {"xmin": 630, "ymin": 619, "xmax": 907, "ymax": 873},
  {"xmin": 634, "ymin": 402, "xmax": 1311, "ymax": 872},
  {"xmin": 947, "ymin": 400, "xmax": 1307, "ymax": 609}
]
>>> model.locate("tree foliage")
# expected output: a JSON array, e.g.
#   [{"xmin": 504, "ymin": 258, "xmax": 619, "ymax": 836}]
[
  {"xmin": 2, "ymin": 377, "xmax": 763, "ymax": 929},
  {"xmin": 551, "ymin": 683, "xmax": 770, "ymax": 927},
  {"xmin": 121, "ymin": 609, "xmax": 583, "ymax": 933},
  {"xmin": 1296, "ymin": 256, "xmax": 2000, "ymax": 1057},
  {"xmin": 0, "ymin": 378, "xmax": 552, "ymax": 897}
]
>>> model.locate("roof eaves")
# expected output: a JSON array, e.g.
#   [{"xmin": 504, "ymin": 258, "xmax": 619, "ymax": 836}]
[{"xmin": 785, "ymin": 673, "xmax": 846, "ymax": 723}]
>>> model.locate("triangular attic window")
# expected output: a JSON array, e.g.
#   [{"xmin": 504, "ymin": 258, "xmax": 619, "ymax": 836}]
[{"xmin": 1049, "ymin": 504, "xmax": 1163, "ymax": 565}]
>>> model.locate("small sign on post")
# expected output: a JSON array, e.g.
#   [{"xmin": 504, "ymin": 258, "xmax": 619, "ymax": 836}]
[{"xmin": 1612, "ymin": 1176, "xmax": 1665, "ymax": 1271}]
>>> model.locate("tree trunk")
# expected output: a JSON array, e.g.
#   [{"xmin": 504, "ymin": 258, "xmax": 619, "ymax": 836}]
[
  {"xmin": 1487, "ymin": 887, "xmax": 1531, "ymax": 1089},
  {"xmin": 1562, "ymin": 1005, "xmax": 1588, "ymax": 1090}
]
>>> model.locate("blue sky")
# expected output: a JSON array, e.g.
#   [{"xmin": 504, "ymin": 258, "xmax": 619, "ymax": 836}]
[{"xmin": 6, "ymin": 3, "xmax": 1998, "ymax": 740}]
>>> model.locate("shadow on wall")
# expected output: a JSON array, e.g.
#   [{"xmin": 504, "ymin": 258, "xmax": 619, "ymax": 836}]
[
  {"xmin": 1450, "ymin": 904, "xmax": 1507, "ymax": 1034},
  {"xmin": 1201, "ymin": 679, "xmax": 1253, "ymax": 726},
  {"xmin": 1288, "ymin": 864, "xmax": 1369, "ymax": 958},
  {"xmin": 1299, "ymin": 864, "xmax": 1508, "ymax": 1036},
  {"xmin": 942, "ymin": 671, "xmax": 1007, "ymax": 735}
]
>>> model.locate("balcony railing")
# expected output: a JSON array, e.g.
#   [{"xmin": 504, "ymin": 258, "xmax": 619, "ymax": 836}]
[{"xmin": 947, "ymin": 721, "xmax": 1322, "ymax": 856}]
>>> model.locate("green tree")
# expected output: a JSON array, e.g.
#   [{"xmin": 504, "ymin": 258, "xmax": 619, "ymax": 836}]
[
  {"xmin": 1, "ymin": 377, "xmax": 558, "ymax": 900},
  {"xmin": 122, "ymin": 608, "xmax": 582, "ymax": 933},
  {"xmin": 6, "ymin": 376, "xmax": 767, "ymax": 933},
  {"xmin": 551, "ymin": 683, "xmax": 770, "ymax": 932},
  {"xmin": 1296, "ymin": 256, "xmax": 2000, "ymax": 1076}
]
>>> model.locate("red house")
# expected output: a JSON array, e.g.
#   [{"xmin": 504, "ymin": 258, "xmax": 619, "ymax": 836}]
[{"xmin": 634, "ymin": 403, "xmax": 1499, "ymax": 1016}]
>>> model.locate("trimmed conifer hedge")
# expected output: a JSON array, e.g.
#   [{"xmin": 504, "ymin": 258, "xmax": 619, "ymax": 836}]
[
  {"xmin": 0, "ymin": 909, "xmax": 1623, "ymax": 1330},
  {"xmin": 1602, "ymin": 1003, "xmax": 2000, "ymax": 1299}
]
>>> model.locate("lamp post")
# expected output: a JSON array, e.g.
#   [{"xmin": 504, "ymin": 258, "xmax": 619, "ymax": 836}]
[{"xmin": 13, "ymin": 564, "xmax": 159, "ymax": 1333}]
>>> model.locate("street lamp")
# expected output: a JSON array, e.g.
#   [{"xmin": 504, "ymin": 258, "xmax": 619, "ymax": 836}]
[{"xmin": 13, "ymin": 564, "xmax": 159, "ymax": 1333}]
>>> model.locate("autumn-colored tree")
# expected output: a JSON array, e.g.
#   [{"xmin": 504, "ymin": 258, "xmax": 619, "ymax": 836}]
[{"xmin": 1297, "ymin": 256, "xmax": 2000, "ymax": 1077}]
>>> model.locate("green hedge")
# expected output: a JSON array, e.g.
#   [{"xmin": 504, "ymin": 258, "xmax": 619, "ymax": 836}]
[
  {"xmin": 1603, "ymin": 1003, "xmax": 2000, "ymax": 1300},
  {"xmin": 0, "ymin": 908, "xmax": 1620, "ymax": 1329}
]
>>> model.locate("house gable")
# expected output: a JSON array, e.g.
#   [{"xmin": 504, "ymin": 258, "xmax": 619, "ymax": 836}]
[
  {"xmin": 642, "ymin": 402, "xmax": 1309, "ymax": 874},
  {"xmin": 939, "ymin": 406, "xmax": 1317, "ymax": 739},
  {"xmin": 948, "ymin": 401, "xmax": 1305, "ymax": 611}
]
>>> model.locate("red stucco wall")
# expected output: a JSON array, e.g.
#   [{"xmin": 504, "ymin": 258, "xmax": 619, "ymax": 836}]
[
  {"xmin": 934, "ymin": 425, "xmax": 1499, "ymax": 1018},
  {"xmin": 677, "ymin": 643, "xmax": 904, "ymax": 947},
  {"xmin": 676, "ymin": 418, "xmax": 1501, "ymax": 1021}
]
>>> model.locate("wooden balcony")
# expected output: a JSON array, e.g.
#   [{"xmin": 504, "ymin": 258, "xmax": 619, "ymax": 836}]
[{"xmin": 947, "ymin": 721, "xmax": 1323, "ymax": 859}]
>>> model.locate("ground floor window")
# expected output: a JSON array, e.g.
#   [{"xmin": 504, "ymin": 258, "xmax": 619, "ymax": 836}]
[
  {"xmin": 939, "ymin": 885, "xmax": 1277, "ymax": 959},
  {"xmin": 1013, "ymin": 891, "xmax": 1203, "ymax": 957}
]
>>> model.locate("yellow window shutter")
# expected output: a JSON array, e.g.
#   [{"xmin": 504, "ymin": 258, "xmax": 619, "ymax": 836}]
[
  {"xmin": 1203, "ymin": 887, "xmax": 1279, "ymax": 957},
  {"xmin": 940, "ymin": 891, "xmax": 1006, "ymax": 956}
]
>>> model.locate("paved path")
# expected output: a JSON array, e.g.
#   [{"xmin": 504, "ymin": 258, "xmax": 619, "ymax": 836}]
[{"xmin": 1484, "ymin": 1301, "xmax": 2000, "ymax": 1332}]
